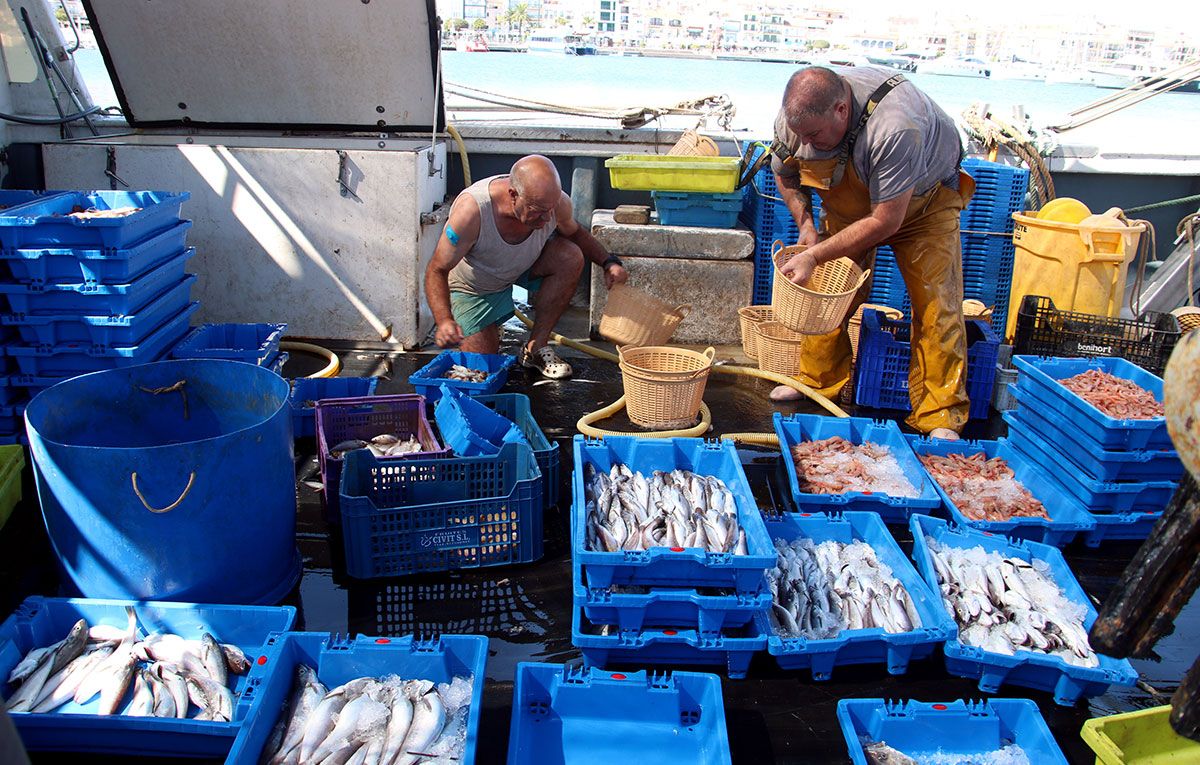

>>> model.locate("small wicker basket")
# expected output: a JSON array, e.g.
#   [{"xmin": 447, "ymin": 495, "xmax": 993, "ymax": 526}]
[
  {"xmin": 753, "ymin": 321, "xmax": 806, "ymax": 376},
  {"xmin": 962, "ymin": 298, "xmax": 994, "ymax": 324},
  {"xmin": 770, "ymin": 240, "xmax": 870, "ymax": 335},
  {"xmin": 618, "ymin": 345, "xmax": 715, "ymax": 430},
  {"xmin": 1172, "ymin": 306, "xmax": 1200, "ymax": 333},
  {"xmin": 599, "ymin": 284, "xmax": 690, "ymax": 348},
  {"xmin": 667, "ymin": 129, "xmax": 719, "ymax": 157},
  {"xmin": 737, "ymin": 305, "xmax": 774, "ymax": 360}
]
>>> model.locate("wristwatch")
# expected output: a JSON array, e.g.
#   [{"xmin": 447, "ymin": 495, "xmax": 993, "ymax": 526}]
[{"xmin": 602, "ymin": 255, "xmax": 624, "ymax": 270}]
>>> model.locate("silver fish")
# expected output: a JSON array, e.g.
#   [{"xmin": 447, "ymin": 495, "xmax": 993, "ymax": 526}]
[
  {"xmin": 126, "ymin": 669, "xmax": 155, "ymax": 717},
  {"xmin": 186, "ymin": 673, "xmax": 233, "ymax": 722},
  {"xmin": 30, "ymin": 645, "xmax": 113, "ymax": 713},
  {"xmin": 308, "ymin": 690, "xmax": 389, "ymax": 764},
  {"xmin": 298, "ymin": 691, "xmax": 349, "ymax": 763},
  {"xmin": 97, "ymin": 652, "xmax": 138, "ymax": 715},
  {"xmin": 151, "ymin": 662, "xmax": 190, "ymax": 719},
  {"xmin": 8, "ymin": 639, "xmax": 64, "ymax": 685},
  {"xmin": 330, "ymin": 439, "xmax": 369, "ymax": 458},
  {"xmin": 396, "ymin": 681, "xmax": 445, "ymax": 765},
  {"xmin": 7, "ymin": 619, "xmax": 89, "ymax": 712},
  {"xmin": 381, "ymin": 682, "xmax": 415, "ymax": 765},
  {"xmin": 864, "ymin": 740, "xmax": 918, "ymax": 765},
  {"xmin": 200, "ymin": 633, "xmax": 228, "ymax": 688},
  {"xmin": 149, "ymin": 668, "xmax": 177, "ymax": 719},
  {"xmin": 270, "ymin": 665, "xmax": 327, "ymax": 764}
]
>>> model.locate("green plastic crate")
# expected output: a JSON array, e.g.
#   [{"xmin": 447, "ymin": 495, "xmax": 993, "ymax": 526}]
[
  {"xmin": 1081, "ymin": 705, "xmax": 1200, "ymax": 765},
  {"xmin": 0, "ymin": 445, "xmax": 25, "ymax": 531}
]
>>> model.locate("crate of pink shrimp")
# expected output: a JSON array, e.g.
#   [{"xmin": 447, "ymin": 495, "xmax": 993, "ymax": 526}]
[
  {"xmin": 773, "ymin": 413, "xmax": 941, "ymax": 523},
  {"xmin": 1011, "ymin": 356, "xmax": 1170, "ymax": 450},
  {"xmin": 907, "ymin": 436, "xmax": 1094, "ymax": 547}
]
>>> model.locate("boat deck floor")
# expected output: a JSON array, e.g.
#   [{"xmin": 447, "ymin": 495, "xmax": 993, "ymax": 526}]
[{"xmin": 2, "ymin": 322, "xmax": 1196, "ymax": 764}]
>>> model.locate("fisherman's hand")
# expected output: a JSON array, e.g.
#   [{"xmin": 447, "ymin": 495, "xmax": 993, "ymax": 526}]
[
  {"xmin": 435, "ymin": 319, "xmax": 465, "ymax": 347},
  {"xmin": 604, "ymin": 262, "xmax": 629, "ymax": 289},
  {"xmin": 782, "ymin": 249, "xmax": 817, "ymax": 286},
  {"xmin": 797, "ymin": 222, "xmax": 819, "ymax": 247}
]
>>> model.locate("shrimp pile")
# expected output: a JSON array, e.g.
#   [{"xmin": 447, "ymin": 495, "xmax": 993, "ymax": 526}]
[
  {"xmin": 790, "ymin": 437, "xmax": 920, "ymax": 497},
  {"xmin": 1059, "ymin": 369, "xmax": 1164, "ymax": 420},
  {"xmin": 918, "ymin": 452, "xmax": 1049, "ymax": 521}
]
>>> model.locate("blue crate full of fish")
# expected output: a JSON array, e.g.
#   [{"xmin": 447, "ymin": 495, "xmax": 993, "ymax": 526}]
[
  {"xmin": 574, "ymin": 551, "xmax": 770, "ymax": 634},
  {"xmin": 408, "ymin": 349, "xmax": 515, "ymax": 402},
  {"xmin": 339, "ymin": 441, "xmax": 543, "ymax": 579},
  {"xmin": 1003, "ymin": 413, "xmax": 1174, "ymax": 546},
  {"xmin": 225, "ymin": 631, "xmax": 487, "ymax": 765},
  {"xmin": 837, "ymin": 698, "xmax": 1068, "ymax": 765},
  {"xmin": 475, "ymin": 391, "xmax": 561, "ymax": 508},
  {"xmin": 507, "ymin": 663, "xmax": 732, "ymax": 765},
  {"xmin": 0, "ymin": 596, "xmax": 296, "ymax": 757},
  {"xmin": 756, "ymin": 512, "xmax": 954, "ymax": 680},
  {"xmin": 288, "ymin": 376, "xmax": 380, "ymax": 439},
  {"xmin": 572, "ymin": 434, "xmax": 775, "ymax": 593},
  {"xmin": 773, "ymin": 412, "xmax": 941, "ymax": 522},
  {"xmin": 0, "ymin": 248, "xmax": 193, "ymax": 317},
  {"xmin": 1, "ymin": 275, "xmax": 196, "ymax": 347},
  {"xmin": 651, "ymin": 190, "xmax": 743, "ymax": 228},
  {"xmin": 907, "ymin": 436, "xmax": 1094, "ymax": 547},
  {"xmin": 572, "ymin": 606, "xmax": 764, "ymax": 680},
  {"xmin": 908, "ymin": 514, "xmax": 1138, "ymax": 705},
  {"xmin": 4, "ymin": 302, "xmax": 198, "ymax": 377},
  {"xmin": 855, "ymin": 309, "xmax": 1000, "ymax": 420},
  {"xmin": 0, "ymin": 190, "xmax": 189, "ymax": 250},
  {"xmin": 0, "ymin": 220, "xmax": 192, "ymax": 285},
  {"xmin": 171, "ymin": 321, "xmax": 287, "ymax": 366},
  {"xmin": 434, "ymin": 383, "xmax": 528, "ymax": 457},
  {"xmin": 1011, "ymin": 355, "xmax": 1171, "ymax": 450},
  {"xmin": 1004, "ymin": 385, "xmax": 1183, "ymax": 483}
]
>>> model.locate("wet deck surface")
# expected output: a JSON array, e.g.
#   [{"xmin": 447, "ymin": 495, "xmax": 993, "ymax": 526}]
[{"xmin": 2, "ymin": 337, "xmax": 1197, "ymax": 764}]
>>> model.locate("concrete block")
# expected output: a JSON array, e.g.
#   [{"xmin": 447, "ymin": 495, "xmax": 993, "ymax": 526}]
[
  {"xmin": 590, "ymin": 256, "xmax": 754, "ymax": 344},
  {"xmin": 591, "ymin": 209, "xmax": 754, "ymax": 261}
]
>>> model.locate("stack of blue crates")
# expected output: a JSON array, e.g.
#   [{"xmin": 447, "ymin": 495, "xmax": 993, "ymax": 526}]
[
  {"xmin": 170, "ymin": 321, "xmax": 288, "ymax": 374},
  {"xmin": 1004, "ymin": 356, "xmax": 1181, "ymax": 547},
  {"xmin": 571, "ymin": 436, "xmax": 773, "ymax": 679},
  {"xmin": 0, "ymin": 190, "xmax": 196, "ymax": 443},
  {"xmin": 740, "ymin": 157, "xmax": 1028, "ymax": 330}
]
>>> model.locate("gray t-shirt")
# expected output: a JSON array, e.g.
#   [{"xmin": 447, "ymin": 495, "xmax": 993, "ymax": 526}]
[{"xmin": 772, "ymin": 66, "xmax": 963, "ymax": 204}]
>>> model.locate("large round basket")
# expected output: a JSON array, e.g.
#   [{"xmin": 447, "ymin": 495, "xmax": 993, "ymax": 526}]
[
  {"xmin": 737, "ymin": 305, "xmax": 774, "ymax": 360},
  {"xmin": 753, "ymin": 321, "xmax": 806, "ymax": 377},
  {"xmin": 618, "ymin": 345, "xmax": 715, "ymax": 430},
  {"xmin": 770, "ymin": 241, "xmax": 870, "ymax": 335},
  {"xmin": 599, "ymin": 284, "xmax": 690, "ymax": 348}
]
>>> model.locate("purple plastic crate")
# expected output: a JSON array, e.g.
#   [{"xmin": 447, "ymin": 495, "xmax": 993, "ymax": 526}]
[{"xmin": 314, "ymin": 393, "xmax": 450, "ymax": 522}]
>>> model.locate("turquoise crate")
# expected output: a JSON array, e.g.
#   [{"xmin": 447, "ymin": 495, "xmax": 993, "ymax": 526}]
[
  {"xmin": 0, "ymin": 220, "xmax": 192, "ymax": 284},
  {"xmin": 475, "ymin": 391, "xmax": 561, "ymax": 508},
  {"xmin": 0, "ymin": 190, "xmax": 188, "ymax": 250},
  {"xmin": 171, "ymin": 322, "xmax": 287, "ymax": 366},
  {"xmin": 434, "ymin": 383, "xmax": 527, "ymax": 457},
  {"xmin": 0, "ymin": 596, "xmax": 295, "ymax": 757},
  {"xmin": 408, "ymin": 350, "xmax": 514, "ymax": 402},
  {"xmin": 651, "ymin": 191, "xmax": 742, "ymax": 228},
  {"xmin": 0, "ymin": 248, "xmax": 193, "ymax": 316}
]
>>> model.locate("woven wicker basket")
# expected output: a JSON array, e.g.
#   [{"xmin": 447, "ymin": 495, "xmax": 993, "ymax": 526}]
[
  {"xmin": 1172, "ymin": 306, "xmax": 1200, "ymax": 332},
  {"xmin": 753, "ymin": 321, "xmax": 806, "ymax": 376},
  {"xmin": 962, "ymin": 299, "xmax": 994, "ymax": 324},
  {"xmin": 667, "ymin": 129, "xmax": 719, "ymax": 157},
  {"xmin": 770, "ymin": 240, "xmax": 870, "ymax": 335},
  {"xmin": 737, "ymin": 305, "xmax": 774, "ymax": 360},
  {"xmin": 618, "ymin": 345, "xmax": 715, "ymax": 429},
  {"xmin": 599, "ymin": 284, "xmax": 690, "ymax": 348},
  {"xmin": 848, "ymin": 303, "xmax": 904, "ymax": 360}
]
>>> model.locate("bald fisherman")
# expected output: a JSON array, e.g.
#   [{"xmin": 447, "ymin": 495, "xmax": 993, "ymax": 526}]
[
  {"xmin": 770, "ymin": 66, "xmax": 975, "ymax": 439},
  {"xmin": 425, "ymin": 155, "xmax": 628, "ymax": 378}
]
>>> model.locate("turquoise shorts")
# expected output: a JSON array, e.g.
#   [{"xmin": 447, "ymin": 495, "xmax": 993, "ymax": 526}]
[{"xmin": 450, "ymin": 271, "xmax": 543, "ymax": 338}]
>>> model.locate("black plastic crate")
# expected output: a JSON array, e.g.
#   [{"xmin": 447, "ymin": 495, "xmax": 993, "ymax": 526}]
[{"xmin": 1013, "ymin": 295, "xmax": 1181, "ymax": 376}]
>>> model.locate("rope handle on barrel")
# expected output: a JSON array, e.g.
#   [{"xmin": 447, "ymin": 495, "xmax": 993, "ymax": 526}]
[
  {"xmin": 137, "ymin": 379, "xmax": 189, "ymax": 420},
  {"xmin": 131, "ymin": 471, "xmax": 196, "ymax": 514}
]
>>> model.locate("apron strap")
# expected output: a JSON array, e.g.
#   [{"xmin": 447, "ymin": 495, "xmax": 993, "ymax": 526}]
[{"xmin": 833, "ymin": 73, "xmax": 907, "ymax": 187}]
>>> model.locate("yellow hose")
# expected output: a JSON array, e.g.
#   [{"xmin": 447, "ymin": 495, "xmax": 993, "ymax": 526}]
[
  {"xmin": 446, "ymin": 123, "xmax": 471, "ymax": 186},
  {"xmin": 280, "ymin": 340, "xmax": 341, "ymax": 378},
  {"xmin": 720, "ymin": 433, "xmax": 780, "ymax": 447},
  {"xmin": 577, "ymin": 396, "xmax": 712, "ymax": 438}
]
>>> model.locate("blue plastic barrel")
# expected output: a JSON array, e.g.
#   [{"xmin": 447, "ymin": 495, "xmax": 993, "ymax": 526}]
[{"xmin": 24, "ymin": 359, "xmax": 299, "ymax": 605}]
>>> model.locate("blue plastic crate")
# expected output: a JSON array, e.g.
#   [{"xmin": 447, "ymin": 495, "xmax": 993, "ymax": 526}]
[
  {"xmin": 0, "ymin": 190, "xmax": 63, "ymax": 213},
  {"xmin": 907, "ymin": 436, "xmax": 1094, "ymax": 546},
  {"xmin": 434, "ymin": 384, "xmax": 527, "ymax": 457},
  {"xmin": 837, "ymin": 698, "xmax": 1067, "ymax": 765},
  {"xmin": 0, "ymin": 248, "xmax": 193, "ymax": 316},
  {"xmin": 0, "ymin": 220, "xmax": 192, "ymax": 285},
  {"xmin": 1012, "ymin": 355, "xmax": 1171, "ymax": 450},
  {"xmin": 0, "ymin": 404, "xmax": 21, "ymax": 435},
  {"xmin": 0, "ymin": 190, "xmax": 189, "ymax": 250},
  {"xmin": 741, "ymin": 165, "xmax": 823, "ymax": 304},
  {"xmin": 225, "ymin": 631, "xmax": 487, "ymax": 765},
  {"xmin": 339, "ymin": 441, "xmax": 543, "ymax": 578},
  {"xmin": 171, "ymin": 321, "xmax": 287, "ymax": 366},
  {"xmin": 1005, "ymin": 386, "xmax": 1182, "ymax": 482},
  {"xmin": 1, "ymin": 275, "xmax": 195, "ymax": 347},
  {"xmin": 908, "ymin": 514, "xmax": 1138, "ymax": 705},
  {"xmin": 855, "ymin": 309, "xmax": 1000, "ymax": 420},
  {"xmin": 409, "ymin": 349, "xmax": 515, "ymax": 402},
  {"xmin": 571, "ymin": 435, "xmax": 774, "ymax": 593},
  {"xmin": 773, "ymin": 413, "xmax": 942, "ymax": 522},
  {"xmin": 575, "ymin": 553, "xmax": 769, "ymax": 634},
  {"xmin": 0, "ymin": 596, "xmax": 295, "ymax": 757},
  {"xmin": 288, "ymin": 376, "xmax": 379, "ymax": 439},
  {"xmin": 262, "ymin": 351, "xmax": 288, "ymax": 376},
  {"xmin": 572, "ymin": 606, "xmax": 764, "ymax": 680},
  {"xmin": 652, "ymin": 191, "xmax": 742, "ymax": 228},
  {"xmin": 475, "ymin": 392, "xmax": 561, "ymax": 508},
  {"xmin": 5, "ymin": 302, "xmax": 196, "ymax": 376},
  {"xmin": 757, "ymin": 512, "xmax": 954, "ymax": 680},
  {"xmin": 508, "ymin": 662, "xmax": 731, "ymax": 765}
]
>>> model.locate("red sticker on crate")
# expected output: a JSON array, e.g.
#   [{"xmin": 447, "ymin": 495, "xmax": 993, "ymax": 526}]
[
  {"xmin": 932, "ymin": 704, "xmax": 948, "ymax": 710},
  {"xmin": 375, "ymin": 638, "xmax": 391, "ymax": 644},
  {"xmin": 611, "ymin": 673, "xmax": 627, "ymax": 680},
  {"xmin": 257, "ymin": 655, "xmax": 268, "ymax": 666}
]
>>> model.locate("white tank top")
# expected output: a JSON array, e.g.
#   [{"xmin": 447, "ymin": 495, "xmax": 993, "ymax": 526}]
[{"xmin": 447, "ymin": 175, "xmax": 558, "ymax": 295}]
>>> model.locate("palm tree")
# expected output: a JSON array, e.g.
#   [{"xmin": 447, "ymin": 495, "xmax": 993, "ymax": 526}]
[
  {"xmin": 581, "ymin": 15, "xmax": 595, "ymax": 29},
  {"xmin": 472, "ymin": 18, "xmax": 488, "ymax": 31},
  {"xmin": 508, "ymin": 3, "xmax": 531, "ymax": 38}
]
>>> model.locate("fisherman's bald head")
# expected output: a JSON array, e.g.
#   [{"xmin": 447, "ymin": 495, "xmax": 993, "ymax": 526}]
[
  {"xmin": 510, "ymin": 155, "xmax": 561, "ymax": 208},
  {"xmin": 783, "ymin": 66, "xmax": 847, "ymax": 122}
]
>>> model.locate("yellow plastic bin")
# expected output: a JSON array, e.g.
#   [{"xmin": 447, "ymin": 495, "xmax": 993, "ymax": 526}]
[
  {"xmin": 1081, "ymin": 705, "xmax": 1200, "ymax": 765},
  {"xmin": 604, "ymin": 155, "xmax": 741, "ymax": 193},
  {"xmin": 1005, "ymin": 212, "xmax": 1146, "ymax": 341}
]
